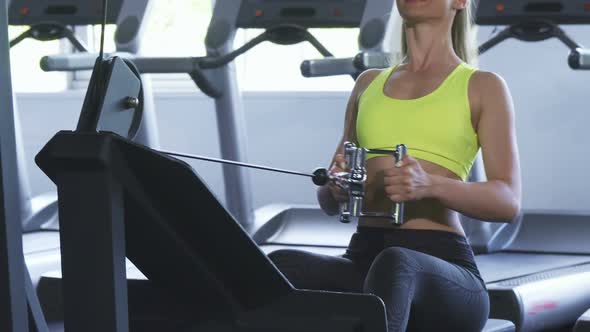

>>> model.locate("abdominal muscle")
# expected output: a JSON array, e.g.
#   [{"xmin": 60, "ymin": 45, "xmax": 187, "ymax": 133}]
[{"xmin": 359, "ymin": 155, "xmax": 466, "ymax": 237}]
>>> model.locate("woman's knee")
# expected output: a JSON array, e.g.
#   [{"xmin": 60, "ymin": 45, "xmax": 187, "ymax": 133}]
[
  {"xmin": 363, "ymin": 247, "xmax": 421, "ymax": 293},
  {"xmin": 369, "ymin": 247, "xmax": 421, "ymax": 276}
]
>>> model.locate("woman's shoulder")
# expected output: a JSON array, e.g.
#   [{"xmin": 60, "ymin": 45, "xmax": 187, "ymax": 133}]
[
  {"xmin": 357, "ymin": 67, "xmax": 387, "ymax": 82},
  {"xmin": 467, "ymin": 66, "xmax": 509, "ymax": 93},
  {"xmin": 468, "ymin": 68, "xmax": 513, "ymax": 116},
  {"xmin": 351, "ymin": 67, "xmax": 390, "ymax": 100},
  {"xmin": 356, "ymin": 68, "xmax": 386, "ymax": 87}
]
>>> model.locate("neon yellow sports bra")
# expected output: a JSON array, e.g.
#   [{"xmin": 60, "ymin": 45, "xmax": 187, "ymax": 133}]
[{"xmin": 356, "ymin": 62, "xmax": 479, "ymax": 181}]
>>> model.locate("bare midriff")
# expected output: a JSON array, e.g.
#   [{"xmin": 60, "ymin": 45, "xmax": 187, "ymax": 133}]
[{"xmin": 358, "ymin": 156, "xmax": 466, "ymax": 237}]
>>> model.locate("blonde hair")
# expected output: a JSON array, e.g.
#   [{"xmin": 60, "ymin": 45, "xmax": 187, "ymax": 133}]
[{"xmin": 400, "ymin": 3, "xmax": 477, "ymax": 65}]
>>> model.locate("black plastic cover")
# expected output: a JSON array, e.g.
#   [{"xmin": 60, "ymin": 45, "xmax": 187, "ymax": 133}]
[{"xmin": 476, "ymin": 0, "xmax": 590, "ymax": 25}]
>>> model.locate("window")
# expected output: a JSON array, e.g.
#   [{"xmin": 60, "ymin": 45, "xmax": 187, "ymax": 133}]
[
  {"xmin": 142, "ymin": 0, "xmax": 213, "ymax": 57},
  {"xmin": 8, "ymin": 26, "xmax": 68, "ymax": 92},
  {"xmin": 81, "ymin": 0, "xmax": 358, "ymax": 92},
  {"xmin": 73, "ymin": 0, "xmax": 213, "ymax": 89},
  {"xmin": 85, "ymin": 0, "xmax": 212, "ymax": 56}
]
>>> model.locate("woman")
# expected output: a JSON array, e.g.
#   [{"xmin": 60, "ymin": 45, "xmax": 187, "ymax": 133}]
[{"xmin": 268, "ymin": 0, "xmax": 521, "ymax": 331}]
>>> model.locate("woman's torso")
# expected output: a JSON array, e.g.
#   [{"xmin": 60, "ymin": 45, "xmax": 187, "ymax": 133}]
[{"xmin": 354, "ymin": 62, "xmax": 482, "ymax": 235}]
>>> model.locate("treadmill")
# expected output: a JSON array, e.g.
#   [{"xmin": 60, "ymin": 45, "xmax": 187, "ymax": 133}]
[
  {"xmin": 0, "ymin": 0, "xmax": 42, "ymax": 330},
  {"xmin": 11, "ymin": 0, "xmax": 161, "ymax": 289},
  {"xmin": 469, "ymin": 4, "xmax": 590, "ymax": 327},
  {"xmin": 4, "ymin": 0, "xmax": 160, "ymax": 330}
]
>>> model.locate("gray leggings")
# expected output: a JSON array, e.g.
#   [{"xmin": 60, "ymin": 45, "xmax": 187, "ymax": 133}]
[{"xmin": 267, "ymin": 227, "xmax": 489, "ymax": 332}]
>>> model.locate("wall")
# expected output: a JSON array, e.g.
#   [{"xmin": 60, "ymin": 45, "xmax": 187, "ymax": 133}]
[{"xmin": 15, "ymin": 25, "xmax": 590, "ymax": 213}]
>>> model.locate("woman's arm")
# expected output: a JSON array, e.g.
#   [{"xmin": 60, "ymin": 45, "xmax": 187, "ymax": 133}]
[
  {"xmin": 384, "ymin": 71, "xmax": 522, "ymax": 222},
  {"xmin": 317, "ymin": 69, "xmax": 382, "ymax": 215},
  {"xmin": 432, "ymin": 71, "xmax": 522, "ymax": 222}
]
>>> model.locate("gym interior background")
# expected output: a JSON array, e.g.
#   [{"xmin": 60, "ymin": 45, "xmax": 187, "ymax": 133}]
[
  {"xmin": 10, "ymin": 0, "xmax": 589, "ymax": 213},
  {"xmin": 4, "ymin": 1, "xmax": 590, "ymax": 332}
]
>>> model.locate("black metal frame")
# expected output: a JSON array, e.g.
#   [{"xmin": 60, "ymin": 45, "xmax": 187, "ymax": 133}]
[
  {"xmin": 0, "ymin": 155, "xmax": 29, "ymax": 331},
  {"xmin": 9, "ymin": 23, "xmax": 88, "ymax": 51},
  {"xmin": 55, "ymin": 163, "xmax": 129, "ymax": 332},
  {"xmin": 478, "ymin": 20, "xmax": 583, "ymax": 57},
  {"xmin": 1, "ymin": 1, "xmax": 49, "ymax": 331}
]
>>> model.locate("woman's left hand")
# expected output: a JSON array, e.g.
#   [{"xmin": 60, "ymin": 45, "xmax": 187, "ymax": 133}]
[{"xmin": 384, "ymin": 155, "xmax": 433, "ymax": 203}]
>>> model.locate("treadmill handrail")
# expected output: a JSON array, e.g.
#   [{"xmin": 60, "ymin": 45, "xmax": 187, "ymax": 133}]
[
  {"xmin": 300, "ymin": 52, "xmax": 397, "ymax": 78},
  {"xmin": 300, "ymin": 57, "xmax": 357, "ymax": 78},
  {"xmin": 569, "ymin": 48, "xmax": 590, "ymax": 70},
  {"xmin": 42, "ymin": 53, "xmax": 224, "ymax": 97},
  {"xmin": 42, "ymin": 53, "xmax": 204, "ymax": 73}
]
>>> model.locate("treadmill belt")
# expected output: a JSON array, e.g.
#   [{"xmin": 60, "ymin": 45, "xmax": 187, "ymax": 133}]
[
  {"xmin": 23, "ymin": 231, "xmax": 61, "ymax": 255},
  {"xmin": 260, "ymin": 244, "xmax": 590, "ymax": 284},
  {"xmin": 475, "ymin": 252, "xmax": 590, "ymax": 283},
  {"xmin": 42, "ymin": 246, "xmax": 590, "ymax": 286}
]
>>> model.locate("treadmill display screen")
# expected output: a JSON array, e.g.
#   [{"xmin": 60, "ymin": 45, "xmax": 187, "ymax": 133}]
[
  {"xmin": 476, "ymin": 0, "xmax": 590, "ymax": 25},
  {"xmin": 237, "ymin": 0, "xmax": 367, "ymax": 28},
  {"xmin": 9, "ymin": 0, "xmax": 124, "ymax": 26}
]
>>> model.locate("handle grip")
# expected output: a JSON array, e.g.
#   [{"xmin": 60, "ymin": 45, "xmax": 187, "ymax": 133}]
[{"xmin": 391, "ymin": 144, "xmax": 407, "ymax": 226}]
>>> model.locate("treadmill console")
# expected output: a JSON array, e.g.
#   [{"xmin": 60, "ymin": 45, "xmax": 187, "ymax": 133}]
[
  {"xmin": 9, "ymin": 0, "xmax": 124, "ymax": 26},
  {"xmin": 476, "ymin": 0, "xmax": 590, "ymax": 25},
  {"xmin": 237, "ymin": 0, "xmax": 367, "ymax": 28}
]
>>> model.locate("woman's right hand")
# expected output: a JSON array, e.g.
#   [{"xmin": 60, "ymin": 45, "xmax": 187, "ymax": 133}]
[{"xmin": 328, "ymin": 154, "xmax": 350, "ymax": 203}]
